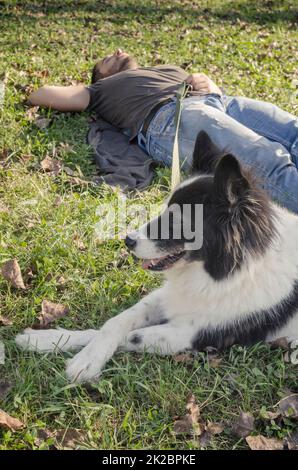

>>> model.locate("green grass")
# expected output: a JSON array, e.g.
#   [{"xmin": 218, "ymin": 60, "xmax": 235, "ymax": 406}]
[{"xmin": 0, "ymin": 0, "xmax": 297, "ymax": 450}]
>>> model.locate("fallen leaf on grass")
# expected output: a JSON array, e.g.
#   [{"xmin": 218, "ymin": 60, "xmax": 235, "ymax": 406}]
[
  {"xmin": 37, "ymin": 300, "xmax": 70, "ymax": 327},
  {"xmin": 55, "ymin": 429, "xmax": 86, "ymax": 449},
  {"xmin": 115, "ymin": 249, "xmax": 130, "ymax": 268},
  {"xmin": 278, "ymin": 394, "xmax": 298, "ymax": 420},
  {"xmin": 232, "ymin": 411, "xmax": 255, "ymax": 438},
  {"xmin": 206, "ymin": 421, "xmax": 224, "ymax": 435},
  {"xmin": 56, "ymin": 275, "xmax": 67, "ymax": 286},
  {"xmin": 270, "ymin": 337, "xmax": 290, "ymax": 350},
  {"xmin": 0, "ymin": 409, "xmax": 24, "ymax": 431},
  {"xmin": 173, "ymin": 394, "xmax": 224, "ymax": 448},
  {"xmin": 16, "ymin": 83, "xmax": 35, "ymax": 95},
  {"xmin": 40, "ymin": 156, "xmax": 62, "ymax": 175},
  {"xmin": 0, "ymin": 316, "xmax": 12, "ymax": 326},
  {"xmin": 1, "ymin": 259, "xmax": 26, "ymax": 289},
  {"xmin": 173, "ymin": 394, "xmax": 204, "ymax": 436},
  {"xmin": 208, "ymin": 355, "xmax": 223, "ymax": 368},
  {"xmin": 33, "ymin": 69, "xmax": 49, "ymax": 78},
  {"xmin": 35, "ymin": 428, "xmax": 86, "ymax": 449},
  {"xmin": 173, "ymin": 394, "xmax": 211, "ymax": 438},
  {"xmin": 174, "ymin": 353, "xmax": 193, "ymax": 363},
  {"xmin": 73, "ymin": 235, "xmax": 86, "ymax": 251},
  {"xmin": 0, "ymin": 381, "xmax": 13, "ymax": 400},
  {"xmin": 0, "ymin": 148, "xmax": 9, "ymax": 161},
  {"xmin": 246, "ymin": 435, "xmax": 284, "ymax": 450},
  {"xmin": 35, "ymin": 117, "xmax": 51, "ymax": 129},
  {"xmin": 25, "ymin": 106, "xmax": 39, "ymax": 121},
  {"xmin": 53, "ymin": 195, "xmax": 63, "ymax": 207},
  {"xmin": 63, "ymin": 166, "xmax": 75, "ymax": 176}
]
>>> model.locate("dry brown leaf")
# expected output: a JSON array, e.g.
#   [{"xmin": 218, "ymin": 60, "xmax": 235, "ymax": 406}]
[
  {"xmin": 53, "ymin": 195, "xmax": 63, "ymax": 207},
  {"xmin": 278, "ymin": 394, "xmax": 298, "ymax": 420},
  {"xmin": 38, "ymin": 299, "xmax": 70, "ymax": 327},
  {"xmin": 63, "ymin": 166, "xmax": 75, "ymax": 176},
  {"xmin": 208, "ymin": 355, "xmax": 223, "ymax": 368},
  {"xmin": 232, "ymin": 411, "xmax": 255, "ymax": 438},
  {"xmin": 1, "ymin": 259, "xmax": 26, "ymax": 289},
  {"xmin": 33, "ymin": 69, "xmax": 49, "ymax": 78},
  {"xmin": 206, "ymin": 421, "xmax": 224, "ymax": 435},
  {"xmin": 174, "ymin": 353, "xmax": 193, "ymax": 363},
  {"xmin": 35, "ymin": 428, "xmax": 86, "ymax": 449},
  {"xmin": 246, "ymin": 435, "xmax": 284, "ymax": 450},
  {"xmin": 35, "ymin": 117, "xmax": 51, "ymax": 129},
  {"xmin": 73, "ymin": 235, "xmax": 86, "ymax": 251},
  {"xmin": 173, "ymin": 394, "xmax": 205, "ymax": 436},
  {"xmin": 0, "ymin": 316, "xmax": 13, "ymax": 326},
  {"xmin": 40, "ymin": 156, "xmax": 62, "ymax": 175},
  {"xmin": 34, "ymin": 428, "xmax": 53, "ymax": 447},
  {"xmin": 0, "ymin": 409, "xmax": 24, "ymax": 431},
  {"xmin": 25, "ymin": 106, "xmax": 39, "ymax": 121},
  {"xmin": 270, "ymin": 337, "xmax": 290, "ymax": 350},
  {"xmin": 0, "ymin": 381, "xmax": 13, "ymax": 400},
  {"xmin": 54, "ymin": 429, "xmax": 86, "ymax": 449},
  {"xmin": 56, "ymin": 275, "xmax": 66, "ymax": 286},
  {"xmin": 19, "ymin": 154, "xmax": 33, "ymax": 164},
  {"xmin": 262, "ymin": 410, "xmax": 281, "ymax": 420},
  {"xmin": 0, "ymin": 148, "xmax": 9, "ymax": 161},
  {"xmin": 199, "ymin": 431, "xmax": 212, "ymax": 447}
]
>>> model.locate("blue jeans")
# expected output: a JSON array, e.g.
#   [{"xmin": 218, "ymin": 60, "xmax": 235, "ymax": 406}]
[{"xmin": 138, "ymin": 94, "xmax": 298, "ymax": 213}]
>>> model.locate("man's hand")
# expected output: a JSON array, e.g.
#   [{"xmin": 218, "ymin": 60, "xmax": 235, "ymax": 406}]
[{"xmin": 186, "ymin": 73, "xmax": 222, "ymax": 96}]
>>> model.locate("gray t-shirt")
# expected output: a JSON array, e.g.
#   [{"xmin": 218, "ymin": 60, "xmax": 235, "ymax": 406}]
[{"xmin": 86, "ymin": 65, "xmax": 190, "ymax": 139}]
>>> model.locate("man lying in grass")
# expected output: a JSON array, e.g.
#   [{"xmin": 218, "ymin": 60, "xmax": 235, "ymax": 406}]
[{"xmin": 29, "ymin": 49, "xmax": 298, "ymax": 213}]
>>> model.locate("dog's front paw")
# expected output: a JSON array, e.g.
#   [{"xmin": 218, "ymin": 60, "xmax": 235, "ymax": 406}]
[
  {"xmin": 15, "ymin": 328, "xmax": 70, "ymax": 353},
  {"xmin": 66, "ymin": 343, "xmax": 105, "ymax": 383}
]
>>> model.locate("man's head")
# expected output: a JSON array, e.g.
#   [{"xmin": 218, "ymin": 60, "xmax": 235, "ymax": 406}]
[{"xmin": 91, "ymin": 49, "xmax": 138, "ymax": 83}]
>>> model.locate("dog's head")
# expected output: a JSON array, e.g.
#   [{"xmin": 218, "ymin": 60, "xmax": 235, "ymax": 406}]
[{"xmin": 126, "ymin": 132, "xmax": 276, "ymax": 280}]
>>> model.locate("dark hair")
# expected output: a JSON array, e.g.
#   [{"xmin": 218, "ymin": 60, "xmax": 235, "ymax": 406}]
[
  {"xmin": 91, "ymin": 56, "xmax": 138, "ymax": 84},
  {"xmin": 91, "ymin": 61, "xmax": 104, "ymax": 84}
]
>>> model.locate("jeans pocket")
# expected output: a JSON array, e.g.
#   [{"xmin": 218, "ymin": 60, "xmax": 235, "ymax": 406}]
[
  {"xmin": 149, "ymin": 103, "xmax": 175, "ymax": 136},
  {"xmin": 149, "ymin": 138, "xmax": 172, "ymax": 167}
]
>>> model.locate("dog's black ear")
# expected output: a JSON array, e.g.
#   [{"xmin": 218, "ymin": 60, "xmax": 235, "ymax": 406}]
[
  {"xmin": 214, "ymin": 154, "xmax": 249, "ymax": 205},
  {"xmin": 192, "ymin": 131, "xmax": 222, "ymax": 174}
]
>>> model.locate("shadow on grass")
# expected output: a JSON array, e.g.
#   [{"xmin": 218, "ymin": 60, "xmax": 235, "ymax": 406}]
[{"xmin": 1, "ymin": 0, "xmax": 297, "ymax": 26}]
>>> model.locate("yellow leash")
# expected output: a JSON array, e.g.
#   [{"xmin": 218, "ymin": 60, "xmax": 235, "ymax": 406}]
[{"xmin": 171, "ymin": 82, "xmax": 192, "ymax": 191}]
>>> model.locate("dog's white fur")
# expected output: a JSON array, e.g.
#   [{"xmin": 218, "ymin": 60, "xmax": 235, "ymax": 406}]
[{"xmin": 16, "ymin": 194, "xmax": 298, "ymax": 383}]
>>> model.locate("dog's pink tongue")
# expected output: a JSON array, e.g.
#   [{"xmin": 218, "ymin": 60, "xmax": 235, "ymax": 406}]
[{"xmin": 142, "ymin": 260, "xmax": 152, "ymax": 269}]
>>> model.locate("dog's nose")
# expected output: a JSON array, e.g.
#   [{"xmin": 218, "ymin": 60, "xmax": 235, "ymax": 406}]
[{"xmin": 125, "ymin": 235, "xmax": 137, "ymax": 250}]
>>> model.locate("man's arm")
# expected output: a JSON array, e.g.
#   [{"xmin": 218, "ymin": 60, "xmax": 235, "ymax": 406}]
[
  {"xmin": 28, "ymin": 85, "xmax": 90, "ymax": 111},
  {"xmin": 186, "ymin": 73, "xmax": 222, "ymax": 96}
]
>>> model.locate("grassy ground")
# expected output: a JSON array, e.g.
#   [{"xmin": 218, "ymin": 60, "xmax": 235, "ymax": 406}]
[{"xmin": 0, "ymin": 0, "xmax": 297, "ymax": 450}]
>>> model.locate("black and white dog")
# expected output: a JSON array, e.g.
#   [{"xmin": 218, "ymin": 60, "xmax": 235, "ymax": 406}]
[{"xmin": 16, "ymin": 132, "xmax": 298, "ymax": 382}]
